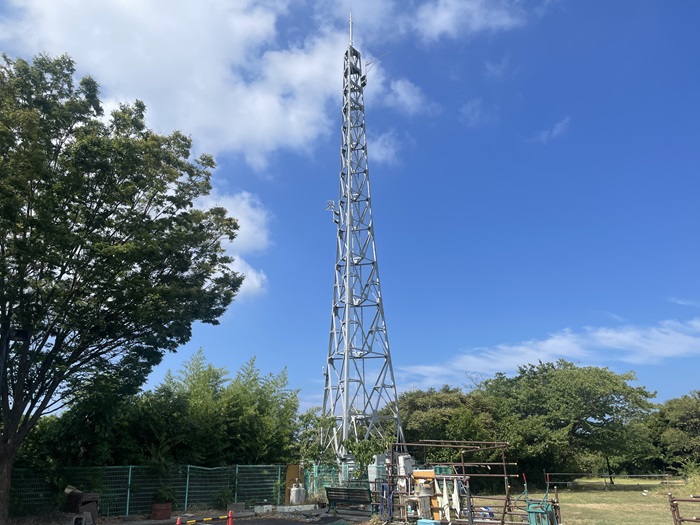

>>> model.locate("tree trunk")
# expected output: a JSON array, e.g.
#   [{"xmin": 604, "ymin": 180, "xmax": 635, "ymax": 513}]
[
  {"xmin": 0, "ymin": 443, "xmax": 15, "ymax": 525},
  {"xmin": 605, "ymin": 455, "xmax": 615, "ymax": 485}
]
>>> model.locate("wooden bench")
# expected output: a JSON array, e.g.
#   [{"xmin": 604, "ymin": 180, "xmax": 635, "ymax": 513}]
[{"xmin": 325, "ymin": 486, "xmax": 374, "ymax": 515}]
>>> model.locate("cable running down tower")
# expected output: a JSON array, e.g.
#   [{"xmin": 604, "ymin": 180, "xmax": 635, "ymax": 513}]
[{"xmin": 322, "ymin": 19, "xmax": 404, "ymax": 460}]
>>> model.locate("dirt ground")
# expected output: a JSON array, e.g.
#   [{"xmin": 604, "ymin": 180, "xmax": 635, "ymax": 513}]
[
  {"xmin": 8, "ymin": 511, "xmax": 124, "ymax": 525},
  {"xmin": 8, "ymin": 511, "xmax": 375, "ymax": 525}
]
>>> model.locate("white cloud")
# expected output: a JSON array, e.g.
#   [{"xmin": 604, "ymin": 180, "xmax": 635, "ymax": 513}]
[
  {"xmin": 550, "ymin": 116, "xmax": 571, "ymax": 137},
  {"xmin": 368, "ymin": 130, "xmax": 401, "ymax": 165},
  {"xmin": 485, "ymin": 56, "xmax": 509, "ymax": 78},
  {"xmin": 0, "ymin": 0, "xmax": 534, "ymax": 170},
  {"xmin": 314, "ymin": 0, "xmax": 526, "ymax": 44},
  {"xmin": 0, "ymin": 0, "xmax": 345, "ymax": 170},
  {"xmin": 197, "ymin": 190, "xmax": 273, "ymax": 297},
  {"xmin": 460, "ymin": 97, "xmax": 497, "ymax": 127},
  {"xmin": 531, "ymin": 116, "xmax": 570, "ymax": 144},
  {"xmin": 590, "ymin": 319, "xmax": 700, "ymax": 362},
  {"xmin": 230, "ymin": 257, "xmax": 269, "ymax": 299},
  {"xmin": 313, "ymin": 0, "xmax": 404, "ymax": 44},
  {"xmin": 534, "ymin": 0, "xmax": 560, "ymax": 18},
  {"xmin": 412, "ymin": 0, "xmax": 526, "ymax": 42},
  {"xmin": 600, "ymin": 311, "xmax": 627, "ymax": 323},
  {"xmin": 384, "ymin": 78, "xmax": 440, "ymax": 116},
  {"xmin": 461, "ymin": 98, "xmax": 484, "ymax": 127},
  {"xmin": 668, "ymin": 297, "xmax": 700, "ymax": 308},
  {"xmin": 217, "ymin": 30, "xmax": 346, "ymax": 169},
  {"xmin": 398, "ymin": 318, "xmax": 700, "ymax": 390},
  {"xmin": 199, "ymin": 191, "xmax": 272, "ymax": 254}
]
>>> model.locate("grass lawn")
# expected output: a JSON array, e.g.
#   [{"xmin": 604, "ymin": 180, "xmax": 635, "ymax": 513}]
[
  {"xmin": 518, "ymin": 476, "xmax": 698, "ymax": 525},
  {"xmin": 524, "ymin": 477, "xmax": 695, "ymax": 525},
  {"xmin": 555, "ymin": 489, "xmax": 674, "ymax": 525}
]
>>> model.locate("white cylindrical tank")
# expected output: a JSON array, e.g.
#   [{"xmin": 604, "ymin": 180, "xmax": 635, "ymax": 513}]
[{"xmin": 290, "ymin": 480, "xmax": 306, "ymax": 505}]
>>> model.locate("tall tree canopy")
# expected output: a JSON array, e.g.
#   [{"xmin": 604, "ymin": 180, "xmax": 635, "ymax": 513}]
[
  {"xmin": 221, "ymin": 357, "xmax": 299, "ymax": 464},
  {"xmin": 398, "ymin": 385, "xmax": 494, "ymax": 445},
  {"xmin": 0, "ymin": 54, "xmax": 243, "ymax": 522},
  {"xmin": 650, "ymin": 391, "xmax": 700, "ymax": 472},
  {"xmin": 476, "ymin": 360, "xmax": 656, "ymax": 482}
]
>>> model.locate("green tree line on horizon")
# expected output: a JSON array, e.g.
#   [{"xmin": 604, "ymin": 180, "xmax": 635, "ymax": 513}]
[{"xmin": 14, "ymin": 353, "xmax": 700, "ymax": 487}]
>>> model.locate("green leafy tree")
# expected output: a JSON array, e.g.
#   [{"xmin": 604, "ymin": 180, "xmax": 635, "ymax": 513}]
[
  {"xmin": 13, "ymin": 415, "xmax": 62, "ymax": 471},
  {"xmin": 0, "ymin": 54, "xmax": 243, "ymax": 523},
  {"xmin": 477, "ymin": 360, "xmax": 655, "ymax": 484},
  {"xmin": 396, "ymin": 385, "xmax": 494, "ymax": 462},
  {"xmin": 650, "ymin": 391, "xmax": 700, "ymax": 473},
  {"xmin": 15, "ymin": 379, "xmax": 192, "ymax": 469},
  {"xmin": 292, "ymin": 407, "xmax": 337, "ymax": 469},
  {"xmin": 343, "ymin": 435, "xmax": 393, "ymax": 479},
  {"xmin": 580, "ymin": 417, "xmax": 661, "ymax": 475},
  {"xmin": 128, "ymin": 385, "xmax": 194, "ymax": 467},
  {"xmin": 221, "ymin": 358, "xmax": 299, "ymax": 464},
  {"xmin": 14, "ymin": 371, "xmax": 141, "ymax": 468},
  {"xmin": 18, "ymin": 353, "xmax": 300, "ymax": 471},
  {"xmin": 169, "ymin": 349, "xmax": 229, "ymax": 466},
  {"xmin": 399, "ymin": 385, "xmax": 493, "ymax": 442}
]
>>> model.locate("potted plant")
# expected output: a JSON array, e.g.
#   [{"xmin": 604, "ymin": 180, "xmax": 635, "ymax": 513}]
[{"xmin": 151, "ymin": 485, "xmax": 175, "ymax": 519}]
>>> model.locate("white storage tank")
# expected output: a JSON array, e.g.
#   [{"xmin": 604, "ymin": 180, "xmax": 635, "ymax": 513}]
[{"xmin": 290, "ymin": 479, "xmax": 306, "ymax": 505}]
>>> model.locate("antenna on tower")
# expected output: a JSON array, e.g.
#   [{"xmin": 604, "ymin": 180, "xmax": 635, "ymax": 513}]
[
  {"xmin": 349, "ymin": 12, "xmax": 353, "ymax": 46},
  {"xmin": 365, "ymin": 52, "xmax": 388, "ymax": 75}
]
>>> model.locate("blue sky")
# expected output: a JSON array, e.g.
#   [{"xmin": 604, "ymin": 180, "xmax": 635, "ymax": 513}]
[{"xmin": 2, "ymin": 0, "xmax": 699, "ymax": 408}]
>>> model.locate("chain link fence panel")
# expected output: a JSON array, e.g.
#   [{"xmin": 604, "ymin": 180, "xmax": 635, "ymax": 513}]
[{"xmin": 10, "ymin": 464, "xmax": 285, "ymax": 518}]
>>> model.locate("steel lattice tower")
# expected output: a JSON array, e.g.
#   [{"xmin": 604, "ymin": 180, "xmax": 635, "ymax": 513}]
[{"xmin": 322, "ymin": 20, "xmax": 404, "ymax": 460}]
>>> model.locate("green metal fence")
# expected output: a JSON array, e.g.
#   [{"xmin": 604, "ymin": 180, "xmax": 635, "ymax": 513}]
[
  {"xmin": 304, "ymin": 464, "xmax": 340, "ymax": 498},
  {"xmin": 304, "ymin": 464, "xmax": 374, "ymax": 499},
  {"xmin": 10, "ymin": 464, "xmax": 286, "ymax": 517}
]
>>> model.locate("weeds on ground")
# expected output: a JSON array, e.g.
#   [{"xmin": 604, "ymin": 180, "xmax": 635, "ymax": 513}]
[
  {"xmin": 367, "ymin": 513, "xmax": 385, "ymax": 525},
  {"xmin": 681, "ymin": 472, "xmax": 700, "ymax": 496}
]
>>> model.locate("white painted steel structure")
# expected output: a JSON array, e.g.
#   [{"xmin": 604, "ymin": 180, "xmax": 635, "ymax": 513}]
[{"xmin": 322, "ymin": 21, "xmax": 404, "ymax": 459}]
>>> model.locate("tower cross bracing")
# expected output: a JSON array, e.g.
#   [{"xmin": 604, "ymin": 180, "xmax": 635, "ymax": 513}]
[{"xmin": 322, "ymin": 27, "xmax": 404, "ymax": 459}]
